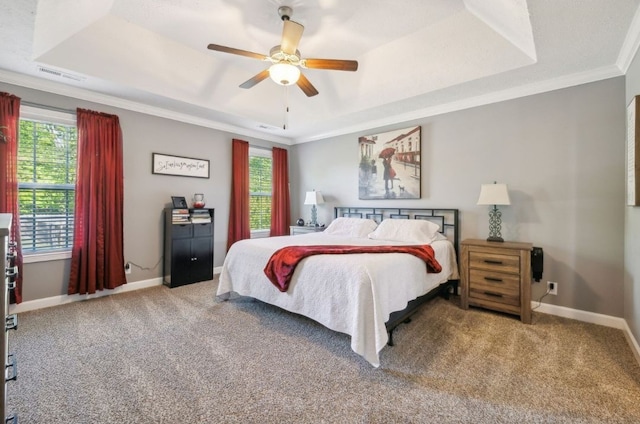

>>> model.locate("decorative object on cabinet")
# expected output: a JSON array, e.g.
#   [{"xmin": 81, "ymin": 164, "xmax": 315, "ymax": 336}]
[
  {"xmin": 290, "ymin": 225, "xmax": 324, "ymax": 235},
  {"xmin": 296, "ymin": 218, "xmax": 305, "ymax": 226},
  {"xmin": 171, "ymin": 196, "xmax": 188, "ymax": 209},
  {"xmin": 152, "ymin": 153, "xmax": 210, "ymax": 179},
  {"xmin": 163, "ymin": 208, "xmax": 214, "ymax": 288},
  {"xmin": 1, "ymin": 214, "xmax": 18, "ymax": 422},
  {"xmin": 476, "ymin": 182, "xmax": 511, "ymax": 242},
  {"xmin": 358, "ymin": 126, "xmax": 421, "ymax": 200},
  {"xmin": 460, "ymin": 238, "xmax": 533, "ymax": 324},
  {"xmin": 627, "ymin": 95, "xmax": 640, "ymax": 206},
  {"xmin": 304, "ymin": 190, "xmax": 324, "ymax": 227},
  {"xmin": 193, "ymin": 193, "xmax": 206, "ymax": 208}
]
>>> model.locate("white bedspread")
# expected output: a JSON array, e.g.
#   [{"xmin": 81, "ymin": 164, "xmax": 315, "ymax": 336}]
[{"xmin": 216, "ymin": 233, "xmax": 459, "ymax": 367}]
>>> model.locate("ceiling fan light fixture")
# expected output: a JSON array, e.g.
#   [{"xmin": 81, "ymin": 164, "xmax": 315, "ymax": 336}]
[{"xmin": 269, "ymin": 62, "xmax": 300, "ymax": 86}]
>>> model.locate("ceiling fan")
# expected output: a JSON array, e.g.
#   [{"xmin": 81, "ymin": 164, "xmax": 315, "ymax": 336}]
[{"xmin": 207, "ymin": 6, "xmax": 358, "ymax": 97}]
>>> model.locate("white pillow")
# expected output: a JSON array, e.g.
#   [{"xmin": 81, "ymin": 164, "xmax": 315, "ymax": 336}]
[
  {"xmin": 367, "ymin": 219, "xmax": 442, "ymax": 244},
  {"xmin": 323, "ymin": 217, "xmax": 379, "ymax": 238}
]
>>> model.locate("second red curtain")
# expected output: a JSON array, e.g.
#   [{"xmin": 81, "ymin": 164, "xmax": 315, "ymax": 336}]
[
  {"xmin": 270, "ymin": 147, "xmax": 290, "ymax": 236},
  {"xmin": 68, "ymin": 108, "xmax": 126, "ymax": 295},
  {"xmin": 227, "ymin": 139, "xmax": 250, "ymax": 250}
]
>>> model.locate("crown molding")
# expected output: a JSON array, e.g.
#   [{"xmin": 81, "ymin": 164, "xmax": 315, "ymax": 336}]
[
  {"xmin": 0, "ymin": 69, "xmax": 292, "ymax": 145},
  {"xmin": 293, "ymin": 65, "xmax": 624, "ymax": 144},
  {"xmin": 0, "ymin": 64, "xmax": 624, "ymax": 147},
  {"xmin": 617, "ymin": 3, "xmax": 640, "ymax": 73}
]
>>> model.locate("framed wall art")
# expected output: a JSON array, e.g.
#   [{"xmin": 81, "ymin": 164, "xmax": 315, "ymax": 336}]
[
  {"xmin": 152, "ymin": 153, "xmax": 210, "ymax": 179},
  {"xmin": 627, "ymin": 96, "xmax": 640, "ymax": 206},
  {"xmin": 358, "ymin": 126, "xmax": 421, "ymax": 200}
]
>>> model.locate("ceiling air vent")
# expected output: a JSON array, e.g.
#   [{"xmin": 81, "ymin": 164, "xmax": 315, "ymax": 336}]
[
  {"xmin": 258, "ymin": 124, "xmax": 280, "ymax": 131},
  {"xmin": 37, "ymin": 66, "xmax": 85, "ymax": 82}
]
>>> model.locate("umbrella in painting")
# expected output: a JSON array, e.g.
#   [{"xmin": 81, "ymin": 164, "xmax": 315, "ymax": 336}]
[{"xmin": 378, "ymin": 147, "xmax": 395, "ymax": 158}]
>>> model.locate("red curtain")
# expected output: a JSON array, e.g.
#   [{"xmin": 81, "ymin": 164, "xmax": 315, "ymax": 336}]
[
  {"xmin": 270, "ymin": 147, "xmax": 290, "ymax": 236},
  {"xmin": 227, "ymin": 139, "xmax": 250, "ymax": 250},
  {"xmin": 0, "ymin": 92, "xmax": 23, "ymax": 303},
  {"xmin": 68, "ymin": 108, "xmax": 126, "ymax": 295}
]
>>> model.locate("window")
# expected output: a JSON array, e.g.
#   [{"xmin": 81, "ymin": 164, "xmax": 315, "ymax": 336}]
[
  {"xmin": 249, "ymin": 148, "xmax": 272, "ymax": 236},
  {"xmin": 17, "ymin": 106, "xmax": 77, "ymax": 257}
]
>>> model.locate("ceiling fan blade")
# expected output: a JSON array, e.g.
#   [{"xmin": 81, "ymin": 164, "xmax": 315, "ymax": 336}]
[
  {"xmin": 296, "ymin": 72, "xmax": 319, "ymax": 97},
  {"xmin": 303, "ymin": 58, "xmax": 358, "ymax": 72},
  {"xmin": 240, "ymin": 69, "xmax": 270, "ymax": 89},
  {"xmin": 281, "ymin": 20, "xmax": 304, "ymax": 55},
  {"xmin": 207, "ymin": 44, "xmax": 267, "ymax": 61}
]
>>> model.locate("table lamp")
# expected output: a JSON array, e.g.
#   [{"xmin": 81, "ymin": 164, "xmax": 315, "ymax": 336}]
[
  {"xmin": 304, "ymin": 190, "xmax": 324, "ymax": 227},
  {"xmin": 477, "ymin": 182, "xmax": 511, "ymax": 242}
]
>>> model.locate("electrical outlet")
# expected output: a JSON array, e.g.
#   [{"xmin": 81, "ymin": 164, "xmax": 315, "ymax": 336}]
[
  {"xmin": 125, "ymin": 262, "xmax": 132, "ymax": 274},
  {"xmin": 547, "ymin": 281, "xmax": 557, "ymax": 295}
]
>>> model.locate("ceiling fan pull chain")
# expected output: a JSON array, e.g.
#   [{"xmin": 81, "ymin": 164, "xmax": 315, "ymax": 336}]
[{"xmin": 283, "ymin": 85, "xmax": 289, "ymax": 130}]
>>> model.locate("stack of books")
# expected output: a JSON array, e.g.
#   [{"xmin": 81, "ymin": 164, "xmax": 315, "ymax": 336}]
[
  {"xmin": 190, "ymin": 209, "xmax": 211, "ymax": 223},
  {"xmin": 172, "ymin": 208, "xmax": 190, "ymax": 224}
]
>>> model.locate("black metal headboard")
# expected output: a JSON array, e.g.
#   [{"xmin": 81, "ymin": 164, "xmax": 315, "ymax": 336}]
[{"xmin": 334, "ymin": 207, "xmax": 460, "ymax": 255}]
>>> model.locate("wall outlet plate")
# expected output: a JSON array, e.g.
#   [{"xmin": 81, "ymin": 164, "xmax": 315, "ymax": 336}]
[{"xmin": 547, "ymin": 281, "xmax": 557, "ymax": 295}]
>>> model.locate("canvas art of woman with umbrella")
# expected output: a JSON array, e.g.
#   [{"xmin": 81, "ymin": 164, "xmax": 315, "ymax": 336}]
[{"xmin": 379, "ymin": 147, "xmax": 396, "ymax": 191}]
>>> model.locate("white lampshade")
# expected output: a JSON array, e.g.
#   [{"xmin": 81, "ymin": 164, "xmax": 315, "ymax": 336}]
[
  {"xmin": 477, "ymin": 183, "xmax": 511, "ymax": 206},
  {"xmin": 269, "ymin": 62, "xmax": 301, "ymax": 86},
  {"xmin": 304, "ymin": 190, "xmax": 324, "ymax": 205}
]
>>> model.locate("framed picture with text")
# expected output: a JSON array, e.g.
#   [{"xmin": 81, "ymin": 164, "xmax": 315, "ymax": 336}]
[{"xmin": 152, "ymin": 153, "xmax": 210, "ymax": 179}]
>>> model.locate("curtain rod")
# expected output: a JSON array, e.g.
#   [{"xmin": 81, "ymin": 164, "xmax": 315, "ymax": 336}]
[{"xmin": 21, "ymin": 101, "xmax": 76, "ymax": 115}]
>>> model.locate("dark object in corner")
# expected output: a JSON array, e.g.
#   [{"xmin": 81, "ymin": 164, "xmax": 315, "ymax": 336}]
[{"xmin": 532, "ymin": 247, "xmax": 543, "ymax": 282}]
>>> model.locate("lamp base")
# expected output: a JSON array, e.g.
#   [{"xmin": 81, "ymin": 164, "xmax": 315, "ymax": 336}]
[
  {"xmin": 309, "ymin": 205, "xmax": 318, "ymax": 227},
  {"xmin": 486, "ymin": 236, "xmax": 504, "ymax": 242}
]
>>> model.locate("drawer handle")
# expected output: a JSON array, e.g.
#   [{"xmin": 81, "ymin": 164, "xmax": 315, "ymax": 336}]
[
  {"xmin": 5, "ymin": 266, "xmax": 18, "ymax": 282},
  {"xmin": 6, "ymin": 252, "xmax": 16, "ymax": 267},
  {"xmin": 484, "ymin": 291, "xmax": 503, "ymax": 298},
  {"xmin": 484, "ymin": 276, "xmax": 503, "ymax": 283},
  {"xmin": 5, "ymin": 353, "xmax": 17, "ymax": 382},
  {"xmin": 484, "ymin": 260, "xmax": 503, "ymax": 265},
  {"xmin": 6, "ymin": 314, "xmax": 18, "ymax": 332}
]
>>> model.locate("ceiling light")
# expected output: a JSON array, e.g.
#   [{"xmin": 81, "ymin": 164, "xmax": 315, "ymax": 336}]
[{"xmin": 269, "ymin": 62, "xmax": 300, "ymax": 86}]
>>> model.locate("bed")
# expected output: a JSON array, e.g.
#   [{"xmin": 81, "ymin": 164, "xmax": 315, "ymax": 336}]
[{"xmin": 217, "ymin": 207, "xmax": 460, "ymax": 367}]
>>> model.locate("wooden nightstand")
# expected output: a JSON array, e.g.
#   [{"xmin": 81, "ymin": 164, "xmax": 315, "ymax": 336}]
[
  {"xmin": 289, "ymin": 226, "xmax": 324, "ymax": 235},
  {"xmin": 460, "ymin": 239, "xmax": 533, "ymax": 324}
]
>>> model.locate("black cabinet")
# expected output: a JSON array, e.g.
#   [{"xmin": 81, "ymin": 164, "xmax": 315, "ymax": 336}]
[{"xmin": 163, "ymin": 208, "xmax": 214, "ymax": 288}]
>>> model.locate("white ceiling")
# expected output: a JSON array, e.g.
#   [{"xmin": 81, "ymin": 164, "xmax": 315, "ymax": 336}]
[{"xmin": 1, "ymin": 0, "xmax": 640, "ymax": 144}]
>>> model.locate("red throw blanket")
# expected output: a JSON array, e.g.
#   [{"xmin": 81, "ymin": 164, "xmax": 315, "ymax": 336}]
[{"xmin": 263, "ymin": 244, "xmax": 442, "ymax": 292}]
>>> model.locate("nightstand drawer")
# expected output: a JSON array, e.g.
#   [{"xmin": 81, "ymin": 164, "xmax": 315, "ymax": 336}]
[
  {"xmin": 469, "ymin": 251, "xmax": 520, "ymax": 274},
  {"xmin": 469, "ymin": 269, "xmax": 520, "ymax": 306}
]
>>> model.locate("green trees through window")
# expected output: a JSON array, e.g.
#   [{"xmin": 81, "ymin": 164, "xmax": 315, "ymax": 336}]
[
  {"xmin": 249, "ymin": 154, "xmax": 272, "ymax": 231},
  {"xmin": 17, "ymin": 118, "xmax": 77, "ymax": 252}
]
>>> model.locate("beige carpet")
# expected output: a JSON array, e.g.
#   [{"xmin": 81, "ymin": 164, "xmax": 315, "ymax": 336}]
[{"xmin": 7, "ymin": 277, "xmax": 640, "ymax": 423}]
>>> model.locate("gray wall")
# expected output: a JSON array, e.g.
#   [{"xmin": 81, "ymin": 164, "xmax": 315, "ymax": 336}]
[
  {"xmin": 291, "ymin": 77, "xmax": 626, "ymax": 317},
  {"xmin": 2, "ymin": 76, "xmax": 630, "ymax": 320},
  {"xmin": 625, "ymin": 51, "xmax": 640, "ymax": 344},
  {"xmin": 0, "ymin": 81, "xmax": 286, "ymax": 302}
]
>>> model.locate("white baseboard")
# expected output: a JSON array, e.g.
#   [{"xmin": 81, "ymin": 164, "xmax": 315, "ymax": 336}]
[
  {"xmin": 9, "ymin": 277, "xmax": 164, "ymax": 314},
  {"xmin": 533, "ymin": 301, "xmax": 640, "ymax": 365},
  {"xmin": 9, "ymin": 276, "xmax": 639, "ymax": 366},
  {"xmin": 10, "ymin": 267, "xmax": 224, "ymax": 315}
]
